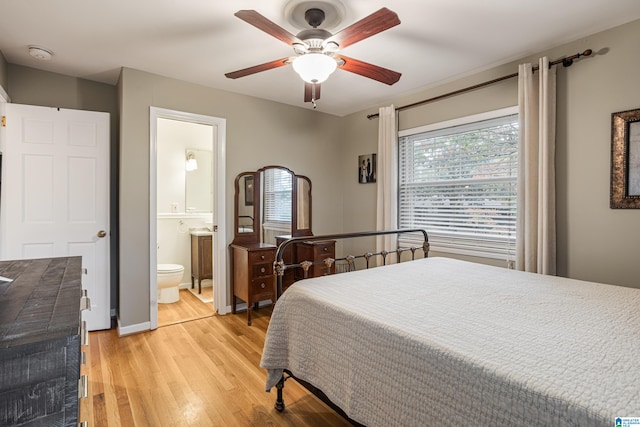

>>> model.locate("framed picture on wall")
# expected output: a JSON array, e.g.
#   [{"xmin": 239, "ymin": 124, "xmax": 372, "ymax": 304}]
[
  {"xmin": 611, "ymin": 108, "xmax": 640, "ymax": 208},
  {"xmin": 358, "ymin": 153, "xmax": 376, "ymax": 184}
]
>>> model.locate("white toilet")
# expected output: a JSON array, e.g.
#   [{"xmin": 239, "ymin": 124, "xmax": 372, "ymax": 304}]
[{"xmin": 157, "ymin": 264, "xmax": 184, "ymax": 304}]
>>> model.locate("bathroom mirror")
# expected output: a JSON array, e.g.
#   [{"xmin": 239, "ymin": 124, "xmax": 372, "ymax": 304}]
[
  {"xmin": 232, "ymin": 165, "xmax": 312, "ymax": 245},
  {"xmin": 185, "ymin": 148, "xmax": 213, "ymax": 213}
]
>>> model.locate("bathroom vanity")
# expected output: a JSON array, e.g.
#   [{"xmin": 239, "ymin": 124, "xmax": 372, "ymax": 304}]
[
  {"xmin": 190, "ymin": 230, "xmax": 213, "ymax": 294},
  {"xmin": 0, "ymin": 256, "xmax": 88, "ymax": 427}
]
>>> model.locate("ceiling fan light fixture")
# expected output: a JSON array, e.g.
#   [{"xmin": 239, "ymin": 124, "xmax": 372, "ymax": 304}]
[{"xmin": 292, "ymin": 53, "xmax": 337, "ymax": 83}]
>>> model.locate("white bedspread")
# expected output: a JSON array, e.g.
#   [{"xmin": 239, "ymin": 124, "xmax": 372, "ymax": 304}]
[{"xmin": 260, "ymin": 257, "xmax": 640, "ymax": 427}]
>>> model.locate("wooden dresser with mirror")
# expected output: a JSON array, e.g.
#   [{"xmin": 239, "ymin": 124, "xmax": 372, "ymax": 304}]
[{"xmin": 230, "ymin": 165, "xmax": 334, "ymax": 325}]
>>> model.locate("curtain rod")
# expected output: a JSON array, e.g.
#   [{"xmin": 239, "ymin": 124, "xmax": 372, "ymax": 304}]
[{"xmin": 367, "ymin": 49, "xmax": 593, "ymax": 120}]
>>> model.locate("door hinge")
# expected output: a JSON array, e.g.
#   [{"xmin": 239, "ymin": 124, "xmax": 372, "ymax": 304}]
[
  {"xmin": 213, "ymin": 225, "xmax": 218, "ymax": 232},
  {"xmin": 1, "ymin": 116, "xmax": 5, "ymax": 127}
]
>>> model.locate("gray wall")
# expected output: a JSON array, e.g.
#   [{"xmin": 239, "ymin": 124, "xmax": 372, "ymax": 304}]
[
  {"xmin": 118, "ymin": 67, "xmax": 344, "ymax": 328},
  {"xmin": 3, "ymin": 17, "xmax": 640, "ymax": 331},
  {"xmin": 4, "ymin": 64, "xmax": 120, "ymax": 315},
  {"xmin": 342, "ymin": 18, "xmax": 640, "ymax": 289}
]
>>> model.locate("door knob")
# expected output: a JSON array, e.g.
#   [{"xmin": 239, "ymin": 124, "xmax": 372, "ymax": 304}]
[{"xmin": 97, "ymin": 230, "xmax": 107, "ymax": 238}]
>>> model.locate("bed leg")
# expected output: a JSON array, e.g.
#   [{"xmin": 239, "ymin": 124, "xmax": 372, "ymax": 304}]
[{"xmin": 275, "ymin": 375, "xmax": 286, "ymax": 412}]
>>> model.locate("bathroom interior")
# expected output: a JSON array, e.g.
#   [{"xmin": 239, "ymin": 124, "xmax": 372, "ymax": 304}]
[{"xmin": 156, "ymin": 117, "xmax": 215, "ymax": 327}]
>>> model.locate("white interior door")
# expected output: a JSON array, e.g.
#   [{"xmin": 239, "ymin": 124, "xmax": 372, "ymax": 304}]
[{"xmin": 1, "ymin": 103, "xmax": 110, "ymax": 331}]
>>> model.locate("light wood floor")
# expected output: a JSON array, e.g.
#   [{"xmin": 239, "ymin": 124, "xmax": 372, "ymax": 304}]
[
  {"xmin": 82, "ymin": 305, "xmax": 352, "ymax": 426},
  {"xmin": 158, "ymin": 289, "xmax": 214, "ymax": 327}
]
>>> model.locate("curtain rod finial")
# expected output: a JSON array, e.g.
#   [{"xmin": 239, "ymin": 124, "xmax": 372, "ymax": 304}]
[{"xmin": 562, "ymin": 48, "xmax": 593, "ymax": 68}]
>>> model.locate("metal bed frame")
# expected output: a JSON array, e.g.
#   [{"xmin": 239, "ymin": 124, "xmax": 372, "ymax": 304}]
[{"xmin": 269, "ymin": 228, "xmax": 430, "ymax": 418}]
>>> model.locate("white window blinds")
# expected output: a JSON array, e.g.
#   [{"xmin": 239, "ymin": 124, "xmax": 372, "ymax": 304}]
[
  {"xmin": 263, "ymin": 168, "xmax": 292, "ymax": 225},
  {"xmin": 398, "ymin": 109, "xmax": 518, "ymax": 260}
]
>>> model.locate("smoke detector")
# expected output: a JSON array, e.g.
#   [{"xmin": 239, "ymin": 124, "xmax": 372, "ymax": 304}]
[{"xmin": 28, "ymin": 46, "xmax": 53, "ymax": 61}]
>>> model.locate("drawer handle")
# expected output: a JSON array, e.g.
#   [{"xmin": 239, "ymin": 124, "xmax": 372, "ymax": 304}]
[
  {"xmin": 323, "ymin": 247, "xmax": 328, "ymax": 252},
  {"xmin": 260, "ymin": 283, "xmax": 265, "ymax": 289},
  {"xmin": 260, "ymin": 255, "xmax": 265, "ymax": 260},
  {"xmin": 78, "ymin": 375, "xmax": 88, "ymax": 399},
  {"xmin": 260, "ymin": 267, "xmax": 266, "ymax": 273},
  {"xmin": 80, "ymin": 295, "xmax": 91, "ymax": 311},
  {"xmin": 79, "ymin": 422, "xmax": 88, "ymax": 427},
  {"xmin": 81, "ymin": 321, "xmax": 89, "ymax": 346}
]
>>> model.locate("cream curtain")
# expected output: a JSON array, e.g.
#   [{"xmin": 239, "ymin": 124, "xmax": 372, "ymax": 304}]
[
  {"xmin": 516, "ymin": 57, "xmax": 557, "ymax": 274},
  {"xmin": 376, "ymin": 105, "xmax": 398, "ymax": 258}
]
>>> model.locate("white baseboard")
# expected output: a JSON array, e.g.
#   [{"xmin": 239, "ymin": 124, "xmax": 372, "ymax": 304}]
[
  {"xmin": 233, "ymin": 300, "xmax": 273, "ymax": 312},
  {"xmin": 218, "ymin": 305, "xmax": 232, "ymax": 315},
  {"xmin": 117, "ymin": 318, "xmax": 151, "ymax": 336}
]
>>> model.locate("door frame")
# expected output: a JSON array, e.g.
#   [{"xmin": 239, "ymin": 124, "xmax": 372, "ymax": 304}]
[
  {"xmin": 0, "ymin": 86, "xmax": 9, "ymax": 260},
  {"xmin": 149, "ymin": 107, "xmax": 227, "ymax": 329}
]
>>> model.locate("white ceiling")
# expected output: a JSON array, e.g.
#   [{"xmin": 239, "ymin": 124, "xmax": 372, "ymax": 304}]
[{"xmin": 2, "ymin": 0, "xmax": 640, "ymax": 116}]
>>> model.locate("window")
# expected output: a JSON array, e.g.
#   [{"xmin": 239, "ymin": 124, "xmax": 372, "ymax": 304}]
[
  {"xmin": 398, "ymin": 107, "xmax": 519, "ymax": 260},
  {"xmin": 263, "ymin": 168, "xmax": 292, "ymax": 226}
]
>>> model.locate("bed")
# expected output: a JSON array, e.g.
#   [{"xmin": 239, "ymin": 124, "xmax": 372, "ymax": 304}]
[{"xmin": 260, "ymin": 231, "xmax": 640, "ymax": 426}]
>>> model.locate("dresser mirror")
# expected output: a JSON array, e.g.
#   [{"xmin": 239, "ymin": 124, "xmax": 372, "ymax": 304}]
[{"xmin": 233, "ymin": 166, "xmax": 312, "ymax": 245}]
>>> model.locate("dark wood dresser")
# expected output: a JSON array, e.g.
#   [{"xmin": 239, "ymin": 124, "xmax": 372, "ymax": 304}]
[
  {"xmin": 295, "ymin": 240, "xmax": 336, "ymax": 279},
  {"xmin": 0, "ymin": 257, "xmax": 88, "ymax": 427},
  {"xmin": 275, "ymin": 236, "xmax": 336, "ymax": 285},
  {"xmin": 231, "ymin": 166, "xmax": 314, "ymax": 326},
  {"xmin": 230, "ymin": 243, "xmax": 276, "ymax": 325}
]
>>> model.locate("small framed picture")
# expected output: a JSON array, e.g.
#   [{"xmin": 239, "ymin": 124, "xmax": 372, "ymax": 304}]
[{"xmin": 358, "ymin": 153, "xmax": 376, "ymax": 184}]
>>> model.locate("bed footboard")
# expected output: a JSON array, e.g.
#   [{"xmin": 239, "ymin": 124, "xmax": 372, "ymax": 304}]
[
  {"xmin": 274, "ymin": 228, "xmax": 429, "ymax": 298},
  {"xmin": 270, "ymin": 228, "xmax": 429, "ymax": 421},
  {"xmin": 274, "ymin": 374, "xmax": 286, "ymax": 412},
  {"xmin": 275, "ymin": 370, "xmax": 365, "ymax": 426}
]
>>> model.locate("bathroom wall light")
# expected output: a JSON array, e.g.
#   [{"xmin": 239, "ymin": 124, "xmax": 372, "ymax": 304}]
[{"xmin": 186, "ymin": 151, "xmax": 198, "ymax": 171}]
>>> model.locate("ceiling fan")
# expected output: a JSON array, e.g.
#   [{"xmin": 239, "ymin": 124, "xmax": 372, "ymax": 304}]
[{"xmin": 224, "ymin": 7, "xmax": 402, "ymax": 106}]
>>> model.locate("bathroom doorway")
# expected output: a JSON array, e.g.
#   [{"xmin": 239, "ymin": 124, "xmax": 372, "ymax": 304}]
[{"xmin": 149, "ymin": 108, "xmax": 226, "ymax": 329}]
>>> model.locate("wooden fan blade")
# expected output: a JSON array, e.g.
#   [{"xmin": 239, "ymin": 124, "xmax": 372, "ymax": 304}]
[
  {"xmin": 304, "ymin": 82, "xmax": 321, "ymax": 102},
  {"xmin": 235, "ymin": 10, "xmax": 302, "ymax": 46},
  {"xmin": 336, "ymin": 55, "xmax": 401, "ymax": 85},
  {"xmin": 225, "ymin": 57, "xmax": 290, "ymax": 79},
  {"xmin": 326, "ymin": 8, "xmax": 400, "ymax": 49}
]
